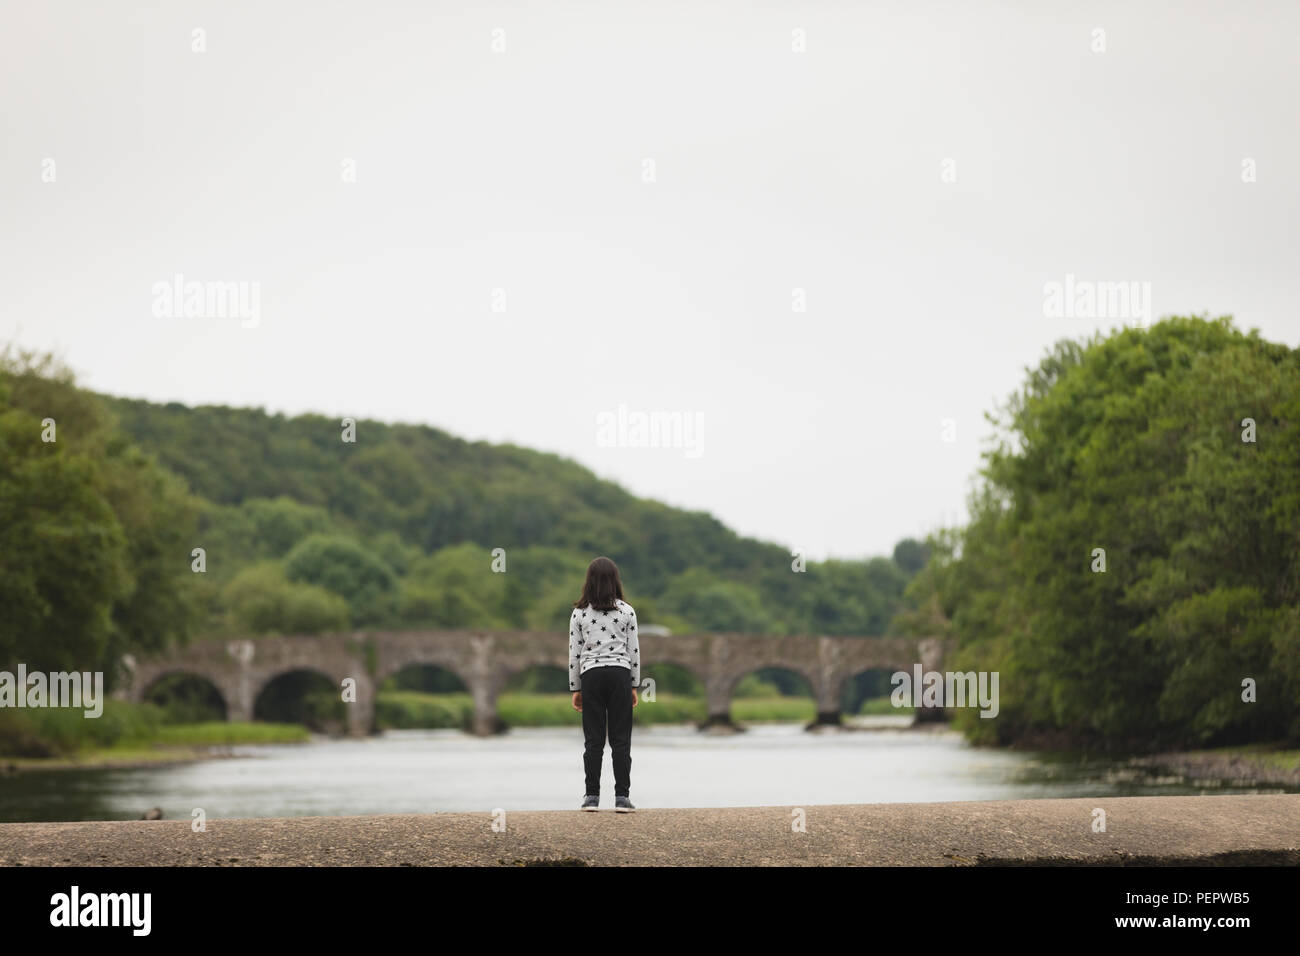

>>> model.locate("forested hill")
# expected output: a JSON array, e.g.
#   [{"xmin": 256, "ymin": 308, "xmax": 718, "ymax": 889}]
[
  {"xmin": 103, "ymin": 396, "xmax": 924, "ymax": 640},
  {"xmin": 102, "ymin": 397, "xmax": 783, "ymax": 594}
]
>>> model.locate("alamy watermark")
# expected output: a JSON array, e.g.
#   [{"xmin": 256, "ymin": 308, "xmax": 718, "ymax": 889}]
[
  {"xmin": 50, "ymin": 886, "xmax": 151, "ymax": 936},
  {"xmin": 1043, "ymin": 273, "xmax": 1151, "ymax": 328},
  {"xmin": 0, "ymin": 665, "xmax": 104, "ymax": 718},
  {"xmin": 891, "ymin": 665, "xmax": 999, "ymax": 718},
  {"xmin": 151, "ymin": 273, "xmax": 260, "ymax": 328},
  {"xmin": 596, "ymin": 404, "xmax": 704, "ymax": 459}
]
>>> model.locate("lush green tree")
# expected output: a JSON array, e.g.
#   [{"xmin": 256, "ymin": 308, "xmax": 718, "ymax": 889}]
[
  {"xmin": 0, "ymin": 349, "xmax": 200, "ymax": 678},
  {"xmin": 398, "ymin": 542, "xmax": 508, "ymax": 628},
  {"xmin": 790, "ymin": 557, "xmax": 910, "ymax": 635},
  {"xmin": 892, "ymin": 538, "xmax": 930, "ymax": 575},
  {"xmin": 99, "ymin": 446, "xmax": 202, "ymax": 663},
  {"xmin": 900, "ymin": 318, "xmax": 1300, "ymax": 749},
  {"xmin": 241, "ymin": 497, "xmax": 335, "ymax": 557},
  {"xmin": 283, "ymin": 534, "xmax": 397, "ymax": 626},
  {"xmin": 220, "ymin": 562, "xmax": 350, "ymax": 636},
  {"xmin": 659, "ymin": 568, "xmax": 774, "ymax": 634},
  {"xmin": 0, "ymin": 396, "xmax": 130, "ymax": 671}
]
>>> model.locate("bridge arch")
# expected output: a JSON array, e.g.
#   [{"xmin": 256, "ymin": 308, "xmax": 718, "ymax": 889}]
[
  {"xmin": 140, "ymin": 670, "xmax": 230, "ymax": 721},
  {"xmin": 373, "ymin": 655, "xmax": 472, "ymax": 694},
  {"xmin": 502, "ymin": 662, "xmax": 569, "ymax": 692},
  {"xmin": 717, "ymin": 664, "xmax": 818, "ymax": 700},
  {"xmin": 252, "ymin": 666, "xmax": 357, "ymax": 734},
  {"xmin": 494, "ymin": 654, "xmax": 568, "ymax": 691},
  {"xmin": 639, "ymin": 659, "xmax": 706, "ymax": 697},
  {"xmin": 719, "ymin": 664, "xmax": 818, "ymax": 730},
  {"xmin": 835, "ymin": 665, "xmax": 912, "ymax": 721}
]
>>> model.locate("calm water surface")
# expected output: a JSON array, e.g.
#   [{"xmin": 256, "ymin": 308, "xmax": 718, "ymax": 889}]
[{"xmin": 0, "ymin": 721, "xmax": 1285, "ymax": 822}]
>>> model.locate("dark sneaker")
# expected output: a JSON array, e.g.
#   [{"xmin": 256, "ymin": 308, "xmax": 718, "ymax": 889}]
[
  {"xmin": 614, "ymin": 796, "xmax": 636, "ymax": 813},
  {"xmin": 581, "ymin": 794, "xmax": 600, "ymax": 811}
]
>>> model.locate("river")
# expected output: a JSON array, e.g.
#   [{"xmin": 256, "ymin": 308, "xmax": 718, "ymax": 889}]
[{"xmin": 0, "ymin": 720, "xmax": 1285, "ymax": 823}]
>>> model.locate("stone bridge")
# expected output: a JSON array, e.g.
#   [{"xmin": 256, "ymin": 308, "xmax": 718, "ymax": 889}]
[{"xmin": 119, "ymin": 631, "xmax": 951, "ymax": 736}]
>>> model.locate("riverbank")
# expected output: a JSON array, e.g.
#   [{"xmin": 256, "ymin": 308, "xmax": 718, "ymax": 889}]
[
  {"xmin": 2, "ymin": 794, "xmax": 1296, "ymax": 866},
  {"xmin": 0, "ymin": 722, "xmax": 310, "ymax": 774},
  {"xmin": 1132, "ymin": 745, "xmax": 1300, "ymax": 789}
]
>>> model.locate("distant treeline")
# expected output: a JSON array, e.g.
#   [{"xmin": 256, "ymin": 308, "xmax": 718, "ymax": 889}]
[{"xmin": 0, "ymin": 346, "xmax": 924, "ymax": 689}]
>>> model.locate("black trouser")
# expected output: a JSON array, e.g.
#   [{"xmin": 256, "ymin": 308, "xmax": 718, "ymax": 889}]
[{"xmin": 580, "ymin": 665, "xmax": 633, "ymax": 797}]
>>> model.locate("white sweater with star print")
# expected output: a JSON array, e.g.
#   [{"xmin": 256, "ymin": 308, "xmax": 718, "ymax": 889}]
[{"xmin": 568, "ymin": 599, "xmax": 640, "ymax": 692}]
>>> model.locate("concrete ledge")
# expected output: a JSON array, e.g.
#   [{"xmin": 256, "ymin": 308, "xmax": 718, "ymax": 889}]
[{"xmin": 1, "ymin": 794, "xmax": 1296, "ymax": 867}]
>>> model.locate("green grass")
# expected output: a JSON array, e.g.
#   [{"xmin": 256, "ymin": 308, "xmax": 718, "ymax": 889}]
[
  {"xmin": 0, "ymin": 690, "xmax": 309, "ymax": 762},
  {"xmin": 375, "ymin": 690, "xmax": 474, "ymax": 729},
  {"xmin": 376, "ymin": 691, "xmax": 712, "ymax": 728},
  {"xmin": 631, "ymin": 694, "xmax": 708, "ymax": 725},
  {"xmin": 730, "ymin": 696, "xmax": 816, "ymax": 723},
  {"xmin": 857, "ymin": 695, "xmax": 916, "ymax": 716},
  {"xmin": 1202, "ymin": 744, "xmax": 1300, "ymax": 771},
  {"xmin": 150, "ymin": 722, "xmax": 310, "ymax": 746},
  {"xmin": 374, "ymin": 690, "xmax": 827, "ymax": 728},
  {"xmin": 498, "ymin": 693, "xmax": 576, "ymax": 727},
  {"xmin": 0, "ymin": 698, "xmax": 165, "ymax": 757},
  {"xmin": 1254, "ymin": 751, "xmax": 1300, "ymax": 771}
]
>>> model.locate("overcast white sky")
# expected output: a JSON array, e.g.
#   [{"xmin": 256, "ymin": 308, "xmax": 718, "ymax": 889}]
[{"xmin": 3, "ymin": 1, "xmax": 1298, "ymax": 560}]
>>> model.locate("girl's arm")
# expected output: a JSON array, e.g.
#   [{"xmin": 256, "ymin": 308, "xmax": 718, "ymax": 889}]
[
  {"xmin": 568, "ymin": 609, "xmax": 582, "ymax": 692},
  {"xmin": 626, "ymin": 606, "xmax": 640, "ymax": 688}
]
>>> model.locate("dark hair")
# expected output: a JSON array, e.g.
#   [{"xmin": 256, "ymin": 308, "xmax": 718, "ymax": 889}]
[{"xmin": 573, "ymin": 556, "xmax": 625, "ymax": 612}]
